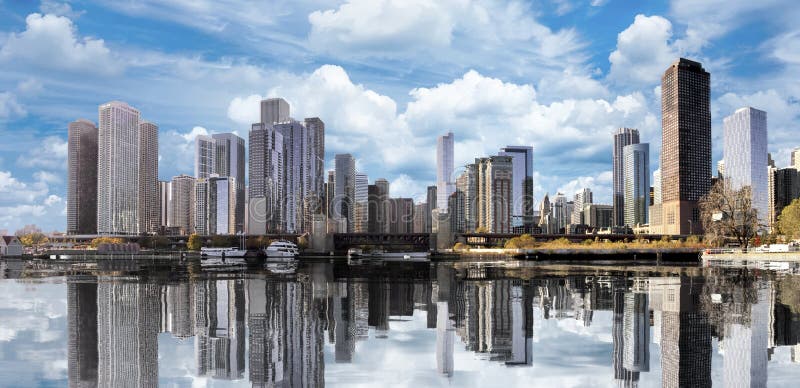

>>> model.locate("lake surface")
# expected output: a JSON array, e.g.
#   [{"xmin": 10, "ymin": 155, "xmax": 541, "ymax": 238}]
[{"xmin": 1, "ymin": 257, "xmax": 800, "ymax": 387}]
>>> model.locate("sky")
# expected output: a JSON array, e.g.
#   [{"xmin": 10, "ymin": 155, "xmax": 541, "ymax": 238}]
[{"xmin": 0, "ymin": 0, "xmax": 798, "ymax": 233}]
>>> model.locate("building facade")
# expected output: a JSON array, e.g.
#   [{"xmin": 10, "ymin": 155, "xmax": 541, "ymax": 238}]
[
  {"xmin": 623, "ymin": 143, "xmax": 650, "ymax": 227},
  {"xmin": 67, "ymin": 119, "xmax": 98, "ymax": 235},
  {"xmin": 170, "ymin": 174, "xmax": 196, "ymax": 235},
  {"xmin": 138, "ymin": 121, "xmax": 159, "ymax": 234},
  {"xmin": 248, "ymin": 123, "xmax": 284, "ymax": 234},
  {"xmin": 476, "ymin": 156, "xmax": 513, "ymax": 233},
  {"xmin": 437, "ymin": 132, "xmax": 455, "ymax": 211},
  {"xmin": 499, "ymin": 146, "xmax": 534, "ymax": 228},
  {"xmin": 97, "ymin": 101, "xmax": 141, "ymax": 235},
  {"xmin": 659, "ymin": 58, "xmax": 711, "ymax": 235},
  {"xmin": 613, "ymin": 128, "xmax": 640, "ymax": 227},
  {"xmin": 333, "ymin": 154, "xmax": 356, "ymax": 232},
  {"xmin": 723, "ymin": 107, "xmax": 769, "ymax": 225}
]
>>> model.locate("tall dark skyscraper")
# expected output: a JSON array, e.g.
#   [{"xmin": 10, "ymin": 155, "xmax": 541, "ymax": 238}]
[
  {"xmin": 659, "ymin": 58, "xmax": 711, "ymax": 235},
  {"xmin": 67, "ymin": 119, "xmax": 98, "ymax": 235},
  {"xmin": 613, "ymin": 128, "xmax": 639, "ymax": 227}
]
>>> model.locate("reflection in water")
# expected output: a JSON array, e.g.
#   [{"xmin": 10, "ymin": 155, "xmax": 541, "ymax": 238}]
[{"xmin": 11, "ymin": 261, "xmax": 795, "ymax": 386}]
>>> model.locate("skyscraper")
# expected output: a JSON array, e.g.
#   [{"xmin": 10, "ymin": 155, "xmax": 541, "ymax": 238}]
[
  {"xmin": 571, "ymin": 188, "xmax": 592, "ymax": 226},
  {"xmin": 97, "ymin": 101, "xmax": 141, "ymax": 235},
  {"xmin": 499, "ymin": 146, "xmax": 534, "ymax": 229},
  {"xmin": 437, "ymin": 132, "xmax": 455, "ymax": 211},
  {"xmin": 305, "ymin": 117, "xmax": 326, "ymax": 197},
  {"xmin": 67, "ymin": 281, "xmax": 98, "ymax": 387},
  {"xmin": 456, "ymin": 165, "xmax": 478, "ymax": 232},
  {"xmin": 67, "ymin": 119, "xmax": 98, "ymax": 235},
  {"xmin": 260, "ymin": 98, "xmax": 290, "ymax": 125},
  {"xmin": 170, "ymin": 174, "xmax": 196, "ymax": 235},
  {"xmin": 623, "ymin": 143, "xmax": 650, "ymax": 227},
  {"xmin": 613, "ymin": 128, "xmax": 640, "ymax": 227},
  {"xmin": 660, "ymin": 58, "xmax": 711, "ymax": 235},
  {"xmin": 248, "ymin": 123, "xmax": 284, "ymax": 234},
  {"xmin": 368, "ymin": 180, "xmax": 389, "ymax": 233},
  {"xmin": 354, "ymin": 173, "xmax": 369, "ymax": 232},
  {"xmin": 275, "ymin": 121, "xmax": 314, "ymax": 233},
  {"xmin": 138, "ymin": 121, "xmax": 159, "ymax": 234},
  {"xmin": 723, "ymin": 107, "xmax": 769, "ymax": 224},
  {"xmin": 333, "ymin": 154, "xmax": 356, "ymax": 232},
  {"xmin": 476, "ymin": 155, "xmax": 513, "ymax": 233},
  {"xmin": 426, "ymin": 185, "xmax": 437, "ymax": 232},
  {"xmin": 792, "ymin": 147, "xmax": 800, "ymax": 170},
  {"xmin": 212, "ymin": 133, "xmax": 246, "ymax": 233},
  {"xmin": 158, "ymin": 181, "xmax": 171, "ymax": 230},
  {"xmin": 195, "ymin": 135, "xmax": 216, "ymax": 179}
]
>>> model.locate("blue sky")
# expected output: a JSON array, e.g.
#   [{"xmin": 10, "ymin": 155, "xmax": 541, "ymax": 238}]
[{"xmin": 0, "ymin": 0, "xmax": 799, "ymax": 233}]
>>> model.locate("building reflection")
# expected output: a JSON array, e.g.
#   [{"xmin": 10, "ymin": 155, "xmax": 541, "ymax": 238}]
[{"xmin": 59, "ymin": 263, "xmax": 800, "ymax": 387}]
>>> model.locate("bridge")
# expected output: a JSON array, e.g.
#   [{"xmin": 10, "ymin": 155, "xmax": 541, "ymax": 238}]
[{"xmin": 332, "ymin": 233, "xmax": 432, "ymax": 252}]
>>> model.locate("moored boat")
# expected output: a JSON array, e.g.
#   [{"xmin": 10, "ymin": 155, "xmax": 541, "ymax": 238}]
[{"xmin": 264, "ymin": 240, "xmax": 299, "ymax": 259}]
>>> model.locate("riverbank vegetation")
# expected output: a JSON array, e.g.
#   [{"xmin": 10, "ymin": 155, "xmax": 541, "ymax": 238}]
[{"xmin": 452, "ymin": 235, "xmax": 704, "ymax": 251}]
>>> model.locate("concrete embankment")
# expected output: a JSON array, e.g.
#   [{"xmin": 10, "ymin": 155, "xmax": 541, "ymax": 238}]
[{"xmin": 455, "ymin": 247, "xmax": 703, "ymax": 263}]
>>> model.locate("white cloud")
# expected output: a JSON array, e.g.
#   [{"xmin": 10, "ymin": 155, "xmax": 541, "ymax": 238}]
[
  {"xmin": 16, "ymin": 136, "xmax": 68, "ymax": 170},
  {"xmin": 227, "ymin": 94, "xmax": 263, "ymax": 126},
  {"xmin": 39, "ymin": 0, "xmax": 85, "ymax": 19},
  {"xmin": 44, "ymin": 194, "xmax": 62, "ymax": 206},
  {"xmin": 388, "ymin": 174, "xmax": 427, "ymax": 202},
  {"xmin": 557, "ymin": 171, "xmax": 613, "ymax": 202},
  {"xmin": 608, "ymin": 14, "xmax": 677, "ymax": 86},
  {"xmin": 307, "ymin": 0, "xmax": 585, "ymax": 63},
  {"xmin": 33, "ymin": 171, "xmax": 62, "ymax": 185},
  {"xmin": 179, "ymin": 126, "xmax": 209, "ymax": 142},
  {"xmin": 0, "ymin": 13, "xmax": 120, "ymax": 75},
  {"xmin": 0, "ymin": 170, "xmax": 50, "ymax": 204},
  {"xmin": 0, "ymin": 91, "xmax": 26, "ymax": 119},
  {"xmin": 768, "ymin": 30, "xmax": 800, "ymax": 65}
]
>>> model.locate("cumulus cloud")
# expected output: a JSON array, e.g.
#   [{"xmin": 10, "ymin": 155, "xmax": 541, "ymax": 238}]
[
  {"xmin": 0, "ymin": 91, "xmax": 26, "ymax": 119},
  {"xmin": 0, "ymin": 13, "xmax": 121, "ymax": 75},
  {"xmin": 227, "ymin": 94, "xmax": 263, "ymax": 126},
  {"xmin": 608, "ymin": 15, "xmax": 677, "ymax": 86},
  {"xmin": 39, "ymin": 0, "xmax": 85, "ymax": 19},
  {"xmin": 557, "ymin": 171, "xmax": 613, "ymax": 203}
]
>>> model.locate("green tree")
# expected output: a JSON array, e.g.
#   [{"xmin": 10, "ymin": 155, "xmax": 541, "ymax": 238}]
[
  {"xmin": 187, "ymin": 234, "xmax": 202, "ymax": 251},
  {"xmin": 778, "ymin": 198, "xmax": 800, "ymax": 239}
]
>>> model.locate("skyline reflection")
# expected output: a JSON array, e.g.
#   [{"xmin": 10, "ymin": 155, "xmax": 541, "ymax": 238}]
[{"xmin": 2, "ymin": 260, "xmax": 800, "ymax": 386}]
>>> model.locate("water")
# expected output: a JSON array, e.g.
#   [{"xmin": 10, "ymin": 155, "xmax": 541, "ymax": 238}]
[{"xmin": 1, "ymin": 258, "xmax": 800, "ymax": 387}]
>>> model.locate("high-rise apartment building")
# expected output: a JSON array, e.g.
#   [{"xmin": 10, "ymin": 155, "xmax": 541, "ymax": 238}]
[
  {"xmin": 305, "ymin": 117, "xmax": 325, "ymax": 196},
  {"xmin": 476, "ymin": 155, "xmax": 513, "ymax": 233},
  {"xmin": 97, "ymin": 101, "xmax": 141, "ymax": 235},
  {"xmin": 387, "ymin": 198, "xmax": 414, "ymax": 234},
  {"xmin": 275, "ymin": 121, "xmax": 314, "ymax": 233},
  {"xmin": 248, "ymin": 123, "xmax": 284, "ymax": 234},
  {"xmin": 792, "ymin": 148, "xmax": 800, "ymax": 170},
  {"xmin": 623, "ymin": 143, "xmax": 650, "ymax": 227},
  {"xmin": 368, "ymin": 180, "xmax": 389, "ymax": 233},
  {"xmin": 197, "ymin": 133, "xmax": 247, "ymax": 233},
  {"xmin": 552, "ymin": 192, "xmax": 568, "ymax": 233},
  {"xmin": 195, "ymin": 135, "xmax": 216, "ymax": 179},
  {"xmin": 571, "ymin": 188, "xmax": 592, "ymax": 226},
  {"xmin": 170, "ymin": 174, "xmax": 196, "ymax": 235},
  {"xmin": 413, "ymin": 202, "xmax": 428, "ymax": 233},
  {"xmin": 723, "ymin": 107, "xmax": 769, "ymax": 224},
  {"xmin": 456, "ymin": 165, "xmax": 478, "ymax": 232},
  {"xmin": 426, "ymin": 185, "xmax": 437, "ymax": 233},
  {"xmin": 613, "ymin": 128, "xmax": 640, "ymax": 227},
  {"xmin": 138, "ymin": 121, "xmax": 159, "ymax": 234},
  {"xmin": 354, "ymin": 173, "xmax": 369, "ymax": 232},
  {"xmin": 499, "ymin": 146, "xmax": 534, "ymax": 228},
  {"xmin": 159, "ymin": 181, "xmax": 171, "ymax": 229},
  {"xmin": 194, "ymin": 178, "xmax": 209, "ymax": 235},
  {"xmin": 333, "ymin": 154, "xmax": 356, "ymax": 232},
  {"xmin": 771, "ymin": 168, "xmax": 800, "ymax": 228},
  {"xmin": 659, "ymin": 58, "xmax": 711, "ymax": 235},
  {"xmin": 67, "ymin": 119, "xmax": 98, "ymax": 235},
  {"xmin": 437, "ymin": 132, "xmax": 455, "ymax": 211}
]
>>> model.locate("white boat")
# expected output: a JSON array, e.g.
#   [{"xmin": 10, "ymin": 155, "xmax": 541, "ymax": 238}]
[
  {"xmin": 264, "ymin": 240, "xmax": 299, "ymax": 258},
  {"xmin": 200, "ymin": 247, "xmax": 248, "ymax": 258},
  {"xmin": 347, "ymin": 248, "xmax": 363, "ymax": 259}
]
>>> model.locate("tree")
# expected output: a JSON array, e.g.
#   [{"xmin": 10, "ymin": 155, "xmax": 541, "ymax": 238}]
[
  {"xmin": 777, "ymin": 198, "xmax": 800, "ymax": 239},
  {"xmin": 90, "ymin": 237, "xmax": 124, "ymax": 248},
  {"xmin": 19, "ymin": 232, "xmax": 49, "ymax": 250},
  {"xmin": 187, "ymin": 234, "xmax": 202, "ymax": 251},
  {"xmin": 700, "ymin": 181, "xmax": 759, "ymax": 248}
]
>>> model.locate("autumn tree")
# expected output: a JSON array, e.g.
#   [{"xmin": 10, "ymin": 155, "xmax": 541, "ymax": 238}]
[
  {"xmin": 19, "ymin": 232, "xmax": 49, "ymax": 250},
  {"xmin": 90, "ymin": 237, "xmax": 124, "ymax": 248},
  {"xmin": 777, "ymin": 198, "xmax": 800, "ymax": 239},
  {"xmin": 699, "ymin": 181, "xmax": 759, "ymax": 248},
  {"xmin": 187, "ymin": 234, "xmax": 202, "ymax": 251}
]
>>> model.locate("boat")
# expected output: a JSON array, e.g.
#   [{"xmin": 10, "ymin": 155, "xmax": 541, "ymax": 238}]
[
  {"xmin": 347, "ymin": 248, "xmax": 363, "ymax": 259},
  {"xmin": 264, "ymin": 240, "xmax": 299, "ymax": 259},
  {"xmin": 200, "ymin": 247, "xmax": 248, "ymax": 258}
]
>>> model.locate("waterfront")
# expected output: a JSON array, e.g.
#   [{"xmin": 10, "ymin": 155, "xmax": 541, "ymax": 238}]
[{"xmin": 2, "ymin": 258, "xmax": 800, "ymax": 387}]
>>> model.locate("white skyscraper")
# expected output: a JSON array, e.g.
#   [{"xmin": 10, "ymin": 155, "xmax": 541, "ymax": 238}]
[
  {"xmin": 333, "ymin": 154, "xmax": 356, "ymax": 232},
  {"xmin": 195, "ymin": 135, "xmax": 216, "ymax": 179},
  {"xmin": 571, "ymin": 188, "xmax": 592, "ymax": 225},
  {"xmin": 723, "ymin": 107, "xmax": 769, "ymax": 224},
  {"xmin": 499, "ymin": 146, "xmax": 534, "ymax": 228},
  {"xmin": 248, "ymin": 123, "xmax": 284, "ymax": 234},
  {"xmin": 437, "ymin": 132, "xmax": 455, "ymax": 211},
  {"xmin": 97, "ymin": 101, "xmax": 141, "ymax": 235},
  {"xmin": 623, "ymin": 143, "xmax": 650, "ymax": 227}
]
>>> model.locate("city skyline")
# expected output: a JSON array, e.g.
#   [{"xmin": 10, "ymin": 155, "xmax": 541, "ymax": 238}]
[{"xmin": 1, "ymin": 1, "xmax": 799, "ymax": 232}]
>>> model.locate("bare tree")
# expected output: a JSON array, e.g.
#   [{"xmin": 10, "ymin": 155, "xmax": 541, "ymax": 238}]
[{"xmin": 700, "ymin": 181, "xmax": 759, "ymax": 249}]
